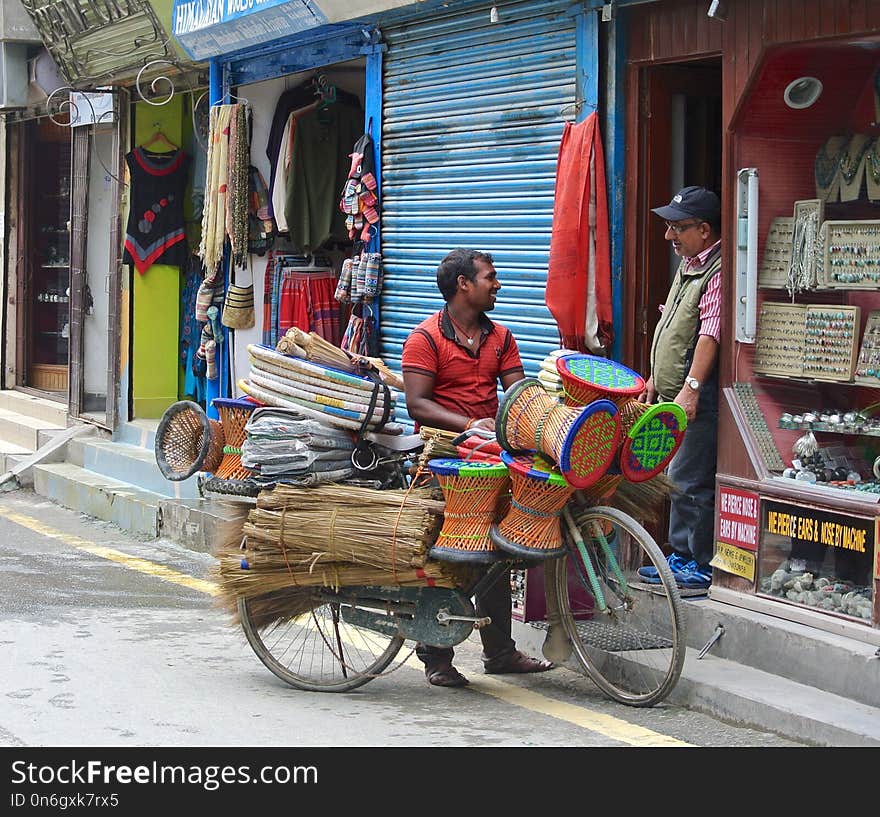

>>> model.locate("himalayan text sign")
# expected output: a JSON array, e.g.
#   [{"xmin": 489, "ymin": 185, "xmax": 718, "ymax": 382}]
[
  {"xmin": 171, "ymin": 0, "xmax": 328, "ymax": 60},
  {"xmin": 717, "ymin": 486, "xmax": 759, "ymax": 551},
  {"xmin": 763, "ymin": 500, "xmax": 873, "ymax": 556}
]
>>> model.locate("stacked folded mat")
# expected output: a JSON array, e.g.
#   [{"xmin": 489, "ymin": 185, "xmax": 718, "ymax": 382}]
[{"xmin": 239, "ymin": 344, "xmax": 403, "ymax": 435}]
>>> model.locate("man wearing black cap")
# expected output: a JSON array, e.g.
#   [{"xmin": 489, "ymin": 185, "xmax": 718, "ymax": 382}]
[{"xmin": 637, "ymin": 186, "xmax": 722, "ymax": 590}]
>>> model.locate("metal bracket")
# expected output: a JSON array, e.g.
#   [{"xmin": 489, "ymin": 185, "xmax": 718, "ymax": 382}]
[{"xmin": 697, "ymin": 624, "xmax": 724, "ymax": 659}]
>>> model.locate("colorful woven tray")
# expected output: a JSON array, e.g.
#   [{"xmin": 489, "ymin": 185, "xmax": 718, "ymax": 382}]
[
  {"xmin": 619, "ymin": 401, "xmax": 687, "ymax": 482},
  {"xmin": 556, "ymin": 398, "xmax": 621, "ymax": 489},
  {"xmin": 556, "ymin": 354, "xmax": 645, "ymax": 406}
]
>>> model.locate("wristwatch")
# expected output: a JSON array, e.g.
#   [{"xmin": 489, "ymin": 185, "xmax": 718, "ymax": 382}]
[{"xmin": 684, "ymin": 376, "xmax": 700, "ymax": 391}]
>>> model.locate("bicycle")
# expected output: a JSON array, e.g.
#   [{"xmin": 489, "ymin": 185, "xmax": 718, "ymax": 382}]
[{"xmin": 236, "ymin": 431, "xmax": 686, "ymax": 708}]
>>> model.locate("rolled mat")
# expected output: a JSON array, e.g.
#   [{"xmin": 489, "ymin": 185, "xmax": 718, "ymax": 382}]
[
  {"xmin": 248, "ymin": 369, "xmax": 394, "ymax": 420},
  {"xmin": 250, "ymin": 357, "xmax": 396, "ymax": 409},
  {"xmin": 238, "ymin": 378, "xmax": 403, "ymax": 434},
  {"xmin": 248, "ymin": 344, "xmax": 392, "ymax": 397}
]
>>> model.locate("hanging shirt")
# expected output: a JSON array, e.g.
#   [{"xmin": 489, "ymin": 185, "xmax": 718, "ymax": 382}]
[
  {"xmin": 283, "ymin": 99, "xmax": 364, "ymax": 254},
  {"xmin": 123, "ymin": 147, "xmax": 190, "ymax": 274}
]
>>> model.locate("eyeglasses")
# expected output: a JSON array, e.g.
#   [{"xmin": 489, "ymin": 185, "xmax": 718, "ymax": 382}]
[{"xmin": 664, "ymin": 220, "xmax": 703, "ymax": 234}]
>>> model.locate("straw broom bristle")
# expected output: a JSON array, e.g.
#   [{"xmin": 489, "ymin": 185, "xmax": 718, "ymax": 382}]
[{"xmin": 212, "ymin": 482, "xmax": 466, "ymax": 630}]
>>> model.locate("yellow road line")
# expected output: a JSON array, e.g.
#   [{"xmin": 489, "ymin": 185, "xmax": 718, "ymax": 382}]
[
  {"xmin": 5, "ymin": 511, "xmax": 219, "ymax": 597},
  {"xmin": 7, "ymin": 509, "xmax": 692, "ymax": 746}
]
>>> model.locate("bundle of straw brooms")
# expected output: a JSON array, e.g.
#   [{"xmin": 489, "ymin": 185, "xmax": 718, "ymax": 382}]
[
  {"xmin": 276, "ymin": 327, "xmax": 404, "ymax": 390},
  {"xmin": 215, "ymin": 483, "xmax": 474, "ymax": 627}
]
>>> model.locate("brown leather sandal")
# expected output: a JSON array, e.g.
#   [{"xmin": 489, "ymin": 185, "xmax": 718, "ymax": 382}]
[
  {"xmin": 425, "ymin": 664, "xmax": 469, "ymax": 687},
  {"xmin": 483, "ymin": 650, "xmax": 554, "ymax": 675}
]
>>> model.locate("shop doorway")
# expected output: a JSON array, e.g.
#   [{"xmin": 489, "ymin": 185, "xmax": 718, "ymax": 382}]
[
  {"xmin": 630, "ymin": 59, "xmax": 722, "ymax": 377},
  {"xmin": 16, "ymin": 117, "xmax": 72, "ymax": 402}
]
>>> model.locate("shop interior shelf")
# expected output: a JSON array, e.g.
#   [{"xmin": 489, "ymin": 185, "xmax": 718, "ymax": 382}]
[
  {"xmin": 756, "ymin": 373, "xmax": 865, "ymax": 387},
  {"xmin": 768, "ymin": 474, "xmax": 880, "ymax": 503},
  {"xmin": 778, "ymin": 422, "xmax": 880, "ymax": 437},
  {"xmin": 40, "ymin": 264, "xmax": 69, "ymax": 269}
]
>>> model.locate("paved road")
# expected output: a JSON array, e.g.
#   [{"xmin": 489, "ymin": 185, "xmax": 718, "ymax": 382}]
[{"xmin": 0, "ymin": 489, "xmax": 804, "ymax": 748}]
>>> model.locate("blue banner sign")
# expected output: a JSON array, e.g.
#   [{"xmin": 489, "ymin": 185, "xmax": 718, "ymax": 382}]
[{"xmin": 172, "ymin": 0, "xmax": 329, "ymax": 60}]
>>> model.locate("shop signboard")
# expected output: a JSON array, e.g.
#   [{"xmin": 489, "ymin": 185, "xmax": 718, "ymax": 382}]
[
  {"xmin": 172, "ymin": 0, "xmax": 328, "ymax": 60},
  {"xmin": 711, "ymin": 486, "xmax": 760, "ymax": 582},
  {"xmin": 717, "ymin": 487, "xmax": 759, "ymax": 551},
  {"xmin": 171, "ymin": 0, "xmax": 412, "ymax": 60}
]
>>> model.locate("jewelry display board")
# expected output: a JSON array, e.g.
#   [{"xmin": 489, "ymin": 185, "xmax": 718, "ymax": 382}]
[
  {"xmin": 753, "ymin": 302, "xmax": 807, "ymax": 377},
  {"xmin": 802, "ymin": 305, "xmax": 860, "ymax": 382},
  {"xmin": 855, "ymin": 310, "xmax": 880, "ymax": 385},
  {"xmin": 758, "ymin": 217, "xmax": 794, "ymax": 289},
  {"xmin": 753, "ymin": 302, "xmax": 860, "ymax": 381},
  {"xmin": 819, "ymin": 219, "xmax": 880, "ymax": 289},
  {"xmin": 788, "ymin": 199, "xmax": 824, "ymax": 294}
]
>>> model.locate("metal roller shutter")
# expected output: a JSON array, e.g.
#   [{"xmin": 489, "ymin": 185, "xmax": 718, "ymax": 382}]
[{"xmin": 380, "ymin": 0, "xmax": 582, "ymax": 397}]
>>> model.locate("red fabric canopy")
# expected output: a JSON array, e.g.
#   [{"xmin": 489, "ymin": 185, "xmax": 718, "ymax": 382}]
[{"xmin": 545, "ymin": 112, "xmax": 614, "ymax": 354}]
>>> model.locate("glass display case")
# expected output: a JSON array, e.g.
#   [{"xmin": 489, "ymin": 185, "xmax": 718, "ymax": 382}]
[{"xmin": 27, "ymin": 120, "xmax": 71, "ymax": 393}]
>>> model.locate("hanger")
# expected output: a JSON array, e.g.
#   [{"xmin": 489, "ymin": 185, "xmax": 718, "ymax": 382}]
[
  {"xmin": 216, "ymin": 91, "xmax": 250, "ymax": 107},
  {"xmin": 141, "ymin": 123, "xmax": 178, "ymax": 152}
]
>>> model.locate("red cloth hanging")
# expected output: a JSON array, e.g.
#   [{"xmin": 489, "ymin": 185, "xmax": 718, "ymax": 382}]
[{"xmin": 545, "ymin": 112, "xmax": 614, "ymax": 354}]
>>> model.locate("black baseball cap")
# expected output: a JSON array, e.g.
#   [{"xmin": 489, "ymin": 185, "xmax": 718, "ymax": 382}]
[{"xmin": 651, "ymin": 186, "xmax": 720, "ymax": 222}]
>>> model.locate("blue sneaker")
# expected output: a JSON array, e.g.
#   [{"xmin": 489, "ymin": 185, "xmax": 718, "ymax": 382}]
[
  {"xmin": 638, "ymin": 552, "xmax": 691, "ymax": 581},
  {"xmin": 674, "ymin": 561, "xmax": 712, "ymax": 589}
]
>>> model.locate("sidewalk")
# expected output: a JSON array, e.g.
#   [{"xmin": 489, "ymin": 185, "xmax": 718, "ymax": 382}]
[{"xmin": 513, "ymin": 591, "xmax": 880, "ymax": 747}]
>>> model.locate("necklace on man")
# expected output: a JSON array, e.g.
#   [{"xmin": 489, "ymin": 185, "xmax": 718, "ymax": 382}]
[{"xmin": 448, "ymin": 313, "xmax": 476, "ymax": 345}]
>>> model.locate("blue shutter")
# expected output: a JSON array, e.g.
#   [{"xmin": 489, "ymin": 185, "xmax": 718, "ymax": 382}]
[{"xmin": 380, "ymin": 0, "xmax": 588, "ymax": 390}]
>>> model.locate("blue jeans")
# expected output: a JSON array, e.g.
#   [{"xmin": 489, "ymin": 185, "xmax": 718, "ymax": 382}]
[{"xmin": 666, "ymin": 392, "xmax": 718, "ymax": 570}]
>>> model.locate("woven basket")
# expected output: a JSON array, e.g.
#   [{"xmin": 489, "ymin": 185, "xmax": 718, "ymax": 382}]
[
  {"xmin": 495, "ymin": 377, "xmax": 622, "ymax": 489},
  {"xmin": 556, "ymin": 353, "xmax": 645, "ymax": 408},
  {"xmin": 213, "ymin": 397, "xmax": 259, "ymax": 481},
  {"xmin": 155, "ymin": 401, "xmax": 225, "ymax": 481},
  {"xmin": 489, "ymin": 451, "xmax": 574, "ymax": 561},
  {"xmin": 427, "ymin": 458, "xmax": 510, "ymax": 564}
]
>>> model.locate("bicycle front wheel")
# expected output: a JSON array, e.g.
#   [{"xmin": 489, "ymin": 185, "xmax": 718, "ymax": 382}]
[
  {"xmin": 546, "ymin": 505, "xmax": 685, "ymax": 707},
  {"xmin": 238, "ymin": 587, "xmax": 405, "ymax": 692}
]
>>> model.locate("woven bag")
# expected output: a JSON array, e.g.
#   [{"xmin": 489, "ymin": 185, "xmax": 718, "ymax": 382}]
[{"xmin": 221, "ymin": 260, "xmax": 255, "ymax": 329}]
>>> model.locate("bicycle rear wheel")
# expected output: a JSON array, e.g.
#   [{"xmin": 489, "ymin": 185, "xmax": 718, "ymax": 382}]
[
  {"xmin": 238, "ymin": 587, "xmax": 405, "ymax": 692},
  {"xmin": 546, "ymin": 505, "xmax": 685, "ymax": 707}
]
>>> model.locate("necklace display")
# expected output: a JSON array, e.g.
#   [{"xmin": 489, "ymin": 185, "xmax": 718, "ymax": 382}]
[
  {"xmin": 838, "ymin": 133, "xmax": 871, "ymax": 202},
  {"xmin": 866, "ymin": 136, "xmax": 880, "ymax": 201},
  {"xmin": 814, "ymin": 134, "xmax": 847, "ymax": 202},
  {"xmin": 448, "ymin": 313, "xmax": 477, "ymax": 346}
]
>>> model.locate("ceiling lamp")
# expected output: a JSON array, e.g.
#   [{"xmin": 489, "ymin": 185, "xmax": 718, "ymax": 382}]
[{"xmin": 783, "ymin": 76, "xmax": 823, "ymax": 109}]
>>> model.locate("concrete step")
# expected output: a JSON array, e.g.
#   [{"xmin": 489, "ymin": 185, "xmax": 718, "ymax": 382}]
[
  {"xmin": 114, "ymin": 419, "xmax": 159, "ymax": 450},
  {"xmin": 31, "ymin": 460, "xmax": 248, "ymax": 550},
  {"xmin": 681, "ymin": 596, "xmax": 880, "ymax": 709},
  {"xmin": 0, "ymin": 440, "xmax": 30, "ymax": 473},
  {"xmin": 670, "ymin": 646, "xmax": 880, "ymax": 746},
  {"xmin": 32, "ymin": 461, "xmax": 163, "ymax": 538},
  {"xmin": 0, "ymin": 407, "xmax": 66, "ymax": 450},
  {"xmin": 68, "ymin": 436, "xmax": 201, "ymax": 500},
  {"xmin": 512, "ymin": 618, "xmax": 880, "ymax": 747},
  {"xmin": 0, "ymin": 389, "xmax": 68, "ymax": 426}
]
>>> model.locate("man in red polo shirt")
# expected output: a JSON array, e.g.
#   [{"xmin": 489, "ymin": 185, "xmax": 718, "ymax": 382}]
[{"xmin": 402, "ymin": 248, "xmax": 554, "ymax": 687}]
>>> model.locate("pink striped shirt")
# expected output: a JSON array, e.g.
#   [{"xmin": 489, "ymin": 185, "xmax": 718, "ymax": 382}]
[
  {"xmin": 688, "ymin": 241, "xmax": 722, "ymax": 343},
  {"xmin": 657, "ymin": 241, "xmax": 722, "ymax": 343}
]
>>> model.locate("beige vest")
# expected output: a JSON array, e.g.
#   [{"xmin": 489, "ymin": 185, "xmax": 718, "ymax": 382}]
[{"xmin": 649, "ymin": 247, "xmax": 721, "ymax": 399}]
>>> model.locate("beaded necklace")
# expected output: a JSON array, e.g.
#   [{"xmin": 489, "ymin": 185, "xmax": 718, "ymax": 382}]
[
  {"xmin": 867, "ymin": 137, "xmax": 880, "ymax": 186},
  {"xmin": 814, "ymin": 135, "xmax": 845, "ymax": 191},
  {"xmin": 839, "ymin": 134, "xmax": 871, "ymax": 185}
]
